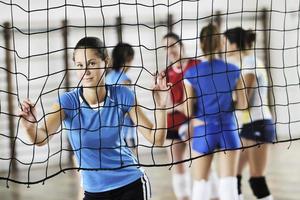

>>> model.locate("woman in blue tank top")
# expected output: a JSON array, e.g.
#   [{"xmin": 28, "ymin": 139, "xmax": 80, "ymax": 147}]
[
  {"xmin": 106, "ymin": 43, "xmax": 137, "ymax": 151},
  {"xmin": 19, "ymin": 37, "xmax": 170, "ymax": 200},
  {"xmin": 183, "ymin": 23, "xmax": 248, "ymax": 200}
]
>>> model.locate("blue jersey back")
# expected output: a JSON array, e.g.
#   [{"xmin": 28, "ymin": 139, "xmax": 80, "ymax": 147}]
[
  {"xmin": 106, "ymin": 69, "xmax": 136, "ymax": 139},
  {"xmin": 184, "ymin": 59, "xmax": 240, "ymax": 125},
  {"xmin": 58, "ymin": 85, "xmax": 143, "ymax": 192},
  {"xmin": 106, "ymin": 70, "xmax": 130, "ymax": 85}
]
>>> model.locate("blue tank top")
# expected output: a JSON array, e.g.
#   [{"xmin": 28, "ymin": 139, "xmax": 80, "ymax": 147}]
[
  {"xmin": 58, "ymin": 85, "xmax": 143, "ymax": 192},
  {"xmin": 184, "ymin": 59, "xmax": 240, "ymax": 125},
  {"xmin": 106, "ymin": 70, "xmax": 135, "ymax": 137},
  {"xmin": 106, "ymin": 70, "xmax": 130, "ymax": 85}
]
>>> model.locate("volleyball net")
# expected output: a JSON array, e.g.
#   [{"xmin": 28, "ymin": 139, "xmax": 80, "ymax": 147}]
[{"xmin": 0, "ymin": 0, "xmax": 300, "ymax": 185}]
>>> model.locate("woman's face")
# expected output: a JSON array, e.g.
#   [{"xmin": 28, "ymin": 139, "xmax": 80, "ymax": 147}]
[
  {"xmin": 74, "ymin": 48, "xmax": 106, "ymax": 87},
  {"xmin": 163, "ymin": 37, "xmax": 182, "ymax": 63}
]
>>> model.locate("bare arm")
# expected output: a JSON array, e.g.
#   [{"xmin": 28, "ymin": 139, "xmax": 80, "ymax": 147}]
[
  {"xmin": 129, "ymin": 104, "xmax": 166, "ymax": 146},
  {"xmin": 182, "ymin": 81, "xmax": 195, "ymax": 118},
  {"xmin": 243, "ymin": 73, "xmax": 256, "ymax": 102},
  {"xmin": 181, "ymin": 80, "xmax": 204, "ymax": 139},
  {"xmin": 234, "ymin": 76, "xmax": 249, "ymax": 110},
  {"xmin": 128, "ymin": 72, "xmax": 171, "ymax": 146},
  {"xmin": 19, "ymin": 100, "xmax": 65, "ymax": 146}
]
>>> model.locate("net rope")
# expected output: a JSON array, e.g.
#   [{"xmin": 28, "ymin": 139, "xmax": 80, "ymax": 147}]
[{"xmin": 0, "ymin": 0, "xmax": 299, "ymax": 186}]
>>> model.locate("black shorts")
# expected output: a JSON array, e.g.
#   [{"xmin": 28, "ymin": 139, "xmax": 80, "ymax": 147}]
[
  {"xmin": 240, "ymin": 119, "xmax": 276, "ymax": 143},
  {"xmin": 83, "ymin": 177, "xmax": 151, "ymax": 200},
  {"xmin": 166, "ymin": 129, "xmax": 181, "ymax": 140}
]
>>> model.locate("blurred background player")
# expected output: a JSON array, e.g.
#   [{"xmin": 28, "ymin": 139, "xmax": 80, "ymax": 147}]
[
  {"xmin": 223, "ymin": 27, "xmax": 275, "ymax": 200},
  {"xmin": 106, "ymin": 42, "xmax": 137, "ymax": 151},
  {"xmin": 184, "ymin": 23, "xmax": 248, "ymax": 200},
  {"xmin": 162, "ymin": 32, "xmax": 199, "ymax": 200}
]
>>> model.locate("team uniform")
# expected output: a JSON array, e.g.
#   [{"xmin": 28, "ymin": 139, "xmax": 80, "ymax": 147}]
[
  {"xmin": 166, "ymin": 59, "xmax": 199, "ymax": 140},
  {"xmin": 184, "ymin": 59, "xmax": 241, "ymax": 154},
  {"xmin": 58, "ymin": 85, "xmax": 150, "ymax": 199},
  {"xmin": 228, "ymin": 55, "xmax": 275, "ymax": 200},
  {"xmin": 106, "ymin": 70, "xmax": 137, "ymax": 147},
  {"xmin": 230, "ymin": 54, "xmax": 275, "ymax": 143}
]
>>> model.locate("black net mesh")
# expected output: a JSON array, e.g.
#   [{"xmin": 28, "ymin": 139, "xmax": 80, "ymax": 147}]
[{"xmin": 0, "ymin": 0, "xmax": 299, "ymax": 187}]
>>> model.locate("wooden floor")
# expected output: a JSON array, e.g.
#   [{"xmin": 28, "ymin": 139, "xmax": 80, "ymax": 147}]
[{"xmin": 1, "ymin": 141, "xmax": 300, "ymax": 200}]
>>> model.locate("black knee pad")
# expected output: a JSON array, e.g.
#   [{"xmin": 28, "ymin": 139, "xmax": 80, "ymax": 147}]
[
  {"xmin": 237, "ymin": 175, "xmax": 242, "ymax": 194},
  {"xmin": 249, "ymin": 176, "xmax": 271, "ymax": 198}
]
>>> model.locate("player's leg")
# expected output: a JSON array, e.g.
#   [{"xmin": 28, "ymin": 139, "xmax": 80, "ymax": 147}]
[
  {"xmin": 236, "ymin": 139, "xmax": 249, "ymax": 200},
  {"xmin": 208, "ymin": 163, "xmax": 220, "ymax": 200},
  {"xmin": 191, "ymin": 152, "xmax": 213, "ymax": 200},
  {"xmin": 168, "ymin": 139, "xmax": 191, "ymax": 200},
  {"xmin": 247, "ymin": 141, "xmax": 272, "ymax": 199},
  {"xmin": 241, "ymin": 120, "xmax": 275, "ymax": 199},
  {"xmin": 191, "ymin": 125, "xmax": 218, "ymax": 200},
  {"xmin": 218, "ymin": 150, "xmax": 240, "ymax": 200},
  {"xmin": 218, "ymin": 126, "xmax": 242, "ymax": 200}
]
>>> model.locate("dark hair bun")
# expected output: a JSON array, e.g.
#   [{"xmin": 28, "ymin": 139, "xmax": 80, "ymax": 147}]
[
  {"xmin": 246, "ymin": 30, "xmax": 256, "ymax": 46},
  {"xmin": 223, "ymin": 27, "xmax": 256, "ymax": 50}
]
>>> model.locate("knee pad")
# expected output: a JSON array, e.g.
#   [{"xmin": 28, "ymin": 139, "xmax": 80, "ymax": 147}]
[
  {"xmin": 219, "ymin": 176, "xmax": 239, "ymax": 200},
  {"xmin": 172, "ymin": 173, "xmax": 191, "ymax": 198},
  {"xmin": 237, "ymin": 175, "xmax": 242, "ymax": 194},
  {"xmin": 249, "ymin": 176, "xmax": 271, "ymax": 199}
]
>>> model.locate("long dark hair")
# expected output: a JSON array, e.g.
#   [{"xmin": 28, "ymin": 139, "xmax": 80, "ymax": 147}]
[
  {"xmin": 73, "ymin": 37, "xmax": 109, "ymax": 62},
  {"xmin": 111, "ymin": 43, "xmax": 134, "ymax": 71},
  {"xmin": 223, "ymin": 27, "xmax": 256, "ymax": 50}
]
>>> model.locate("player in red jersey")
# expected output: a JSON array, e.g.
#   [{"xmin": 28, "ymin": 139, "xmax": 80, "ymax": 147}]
[{"xmin": 163, "ymin": 32, "xmax": 199, "ymax": 200}]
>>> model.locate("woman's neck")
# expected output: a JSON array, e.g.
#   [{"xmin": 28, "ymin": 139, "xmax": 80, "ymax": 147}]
[
  {"xmin": 204, "ymin": 55, "xmax": 217, "ymax": 61},
  {"xmin": 83, "ymin": 84, "xmax": 106, "ymax": 105},
  {"xmin": 226, "ymin": 50, "xmax": 252, "ymax": 61},
  {"xmin": 242, "ymin": 50, "xmax": 252, "ymax": 56},
  {"xmin": 121, "ymin": 66, "xmax": 129, "ymax": 73}
]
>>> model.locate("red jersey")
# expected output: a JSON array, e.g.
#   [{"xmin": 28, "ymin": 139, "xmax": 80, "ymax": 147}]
[{"xmin": 166, "ymin": 59, "xmax": 200, "ymax": 131}]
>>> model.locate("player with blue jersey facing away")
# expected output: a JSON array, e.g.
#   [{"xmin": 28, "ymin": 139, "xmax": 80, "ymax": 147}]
[
  {"xmin": 183, "ymin": 23, "xmax": 248, "ymax": 200},
  {"xmin": 19, "ymin": 37, "xmax": 171, "ymax": 200},
  {"xmin": 106, "ymin": 42, "xmax": 137, "ymax": 150}
]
